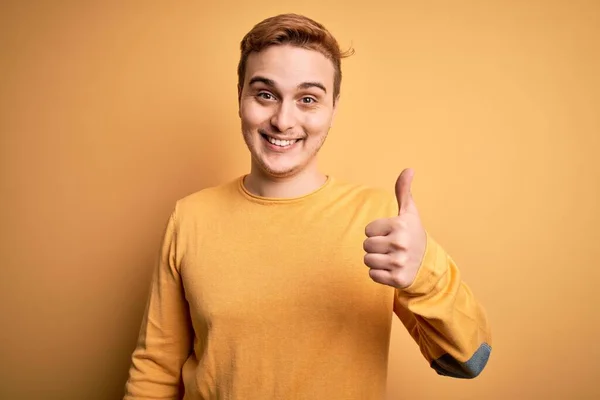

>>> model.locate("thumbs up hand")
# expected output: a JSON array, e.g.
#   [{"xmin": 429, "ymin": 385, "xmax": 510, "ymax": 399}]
[{"xmin": 363, "ymin": 168, "xmax": 427, "ymax": 289}]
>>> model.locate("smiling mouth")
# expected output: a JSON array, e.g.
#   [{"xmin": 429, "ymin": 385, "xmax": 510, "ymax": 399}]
[{"xmin": 260, "ymin": 133, "xmax": 302, "ymax": 148}]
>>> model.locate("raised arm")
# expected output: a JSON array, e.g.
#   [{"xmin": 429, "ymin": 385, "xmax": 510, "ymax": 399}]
[
  {"xmin": 364, "ymin": 169, "xmax": 491, "ymax": 378},
  {"xmin": 393, "ymin": 234, "xmax": 492, "ymax": 378}
]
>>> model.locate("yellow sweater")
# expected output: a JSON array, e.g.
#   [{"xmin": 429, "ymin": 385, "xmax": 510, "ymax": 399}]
[{"xmin": 124, "ymin": 176, "xmax": 492, "ymax": 400}]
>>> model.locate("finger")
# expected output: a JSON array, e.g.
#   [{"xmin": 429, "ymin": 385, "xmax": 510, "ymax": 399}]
[
  {"xmin": 364, "ymin": 253, "xmax": 392, "ymax": 270},
  {"xmin": 368, "ymin": 268, "xmax": 395, "ymax": 287},
  {"xmin": 363, "ymin": 236, "xmax": 393, "ymax": 254},
  {"xmin": 365, "ymin": 218, "xmax": 393, "ymax": 237},
  {"xmin": 395, "ymin": 168, "xmax": 414, "ymax": 215}
]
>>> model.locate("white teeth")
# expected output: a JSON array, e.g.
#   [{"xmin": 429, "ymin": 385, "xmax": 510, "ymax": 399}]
[{"xmin": 267, "ymin": 137, "xmax": 297, "ymax": 147}]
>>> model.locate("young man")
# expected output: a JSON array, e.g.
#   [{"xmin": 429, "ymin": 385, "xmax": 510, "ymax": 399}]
[{"xmin": 124, "ymin": 13, "xmax": 492, "ymax": 400}]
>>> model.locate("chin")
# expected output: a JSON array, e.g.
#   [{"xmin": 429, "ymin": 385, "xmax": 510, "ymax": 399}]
[
  {"xmin": 260, "ymin": 163, "xmax": 301, "ymax": 178},
  {"xmin": 253, "ymin": 156, "xmax": 303, "ymax": 178}
]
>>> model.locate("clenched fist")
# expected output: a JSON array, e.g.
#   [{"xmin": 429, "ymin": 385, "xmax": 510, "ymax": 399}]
[{"xmin": 363, "ymin": 168, "xmax": 427, "ymax": 289}]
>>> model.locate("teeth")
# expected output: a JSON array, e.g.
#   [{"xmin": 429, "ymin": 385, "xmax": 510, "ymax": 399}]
[{"xmin": 267, "ymin": 137, "xmax": 297, "ymax": 147}]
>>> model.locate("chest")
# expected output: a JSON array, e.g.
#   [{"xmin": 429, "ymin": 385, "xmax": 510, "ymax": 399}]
[{"xmin": 179, "ymin": 203, "xmax": 393, "ymax": 328}]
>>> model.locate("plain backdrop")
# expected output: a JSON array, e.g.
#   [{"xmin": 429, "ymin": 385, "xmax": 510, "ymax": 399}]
[{"xmin": 1, "ymin": 1, "xmax": 599, "ymax": 399}]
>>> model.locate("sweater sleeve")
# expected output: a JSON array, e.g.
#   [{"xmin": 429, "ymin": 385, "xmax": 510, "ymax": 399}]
[
  {"xmin": 124, "ymin": 210, "xmax": 194, "ymax": 399},
  {"xmin": 393, "ymin": 233, "xmax": 492, "ymax": 379}
]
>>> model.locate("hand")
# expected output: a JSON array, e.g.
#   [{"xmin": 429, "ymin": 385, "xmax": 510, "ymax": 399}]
[{"xmin": 363, "ymin": 168, "xmax": 427, "ymax": 289}]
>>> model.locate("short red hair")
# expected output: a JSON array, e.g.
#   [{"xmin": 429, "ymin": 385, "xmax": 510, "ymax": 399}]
[{"xmin": 237, "ymin": 13, "xmax": 353, "ymax": 101}]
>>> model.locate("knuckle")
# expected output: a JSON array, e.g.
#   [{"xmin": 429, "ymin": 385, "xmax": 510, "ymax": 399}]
[
  {"xmin": 390, "ymin": 253, "xmax": 408, "ymax": 269},
  {"xmin": 391, "ymin": 217, "xmax": 408, "ymax": 230},
  {"xmin": 392, "ymin": 231, "xmax": 409, "ymax": 249},
  {"xmin": 399, "ymin": 252, "xmax": 410, "ymax": 266},
  {"xmin": 392, "ymin": 278, "xmax": 406, "ymax": 288},
  {"xmin": 390, "ymin": 218, "xmax": 403, "ymax": 230},
  {"xmin": 389, "ymin": 239, "xmax": 403, "ymax": 251},
  {"xmin": 391, "ymin": 272, "xmax": 408, "ymax": 288}
]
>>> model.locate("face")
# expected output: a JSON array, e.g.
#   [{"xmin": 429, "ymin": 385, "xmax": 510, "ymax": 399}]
[{"xmin": 238, "ymin": 45, "xmax": 338, "ymax": 179}]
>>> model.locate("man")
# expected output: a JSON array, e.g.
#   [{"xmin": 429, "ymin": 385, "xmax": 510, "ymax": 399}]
[{"xmin": 124, "ymin": 13, "xmax": 492, "ymax": 400}]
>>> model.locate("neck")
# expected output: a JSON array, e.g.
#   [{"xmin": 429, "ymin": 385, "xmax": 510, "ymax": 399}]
[{"xmin": 244, "ymin": 164, "xmax": 328, "ymax": 199}]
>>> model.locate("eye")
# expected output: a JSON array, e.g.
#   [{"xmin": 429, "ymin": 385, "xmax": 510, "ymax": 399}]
[
  {"xmin": 257, "ymin": 92, "xmax": 275, "ymax": 101},
  {"xmin": 300, "ymin": 97, "xmax": 317, "ymax": 104}
]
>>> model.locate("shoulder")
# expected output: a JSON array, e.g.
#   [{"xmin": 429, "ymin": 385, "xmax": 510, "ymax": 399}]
[
  {"xmin": 329, "ymin": 177, "xmax": 397, "ymax": 217},
  {"xmin": 330, "ymin": 177, "xmax": 394, "ymax": 201},
  {"xmin": 171, "ymin": 177, "xmax": 241, "ymax": 221}
]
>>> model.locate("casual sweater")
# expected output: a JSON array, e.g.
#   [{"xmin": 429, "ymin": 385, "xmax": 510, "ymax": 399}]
[{"xmin": 124, "ymin": 176, "xmax": 492, "ymax": 400}]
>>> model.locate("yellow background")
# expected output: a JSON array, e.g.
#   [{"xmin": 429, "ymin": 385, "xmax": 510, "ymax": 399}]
[{"xmin": 1, "ymin": 1, "xmax": 598, "ymax": 399}]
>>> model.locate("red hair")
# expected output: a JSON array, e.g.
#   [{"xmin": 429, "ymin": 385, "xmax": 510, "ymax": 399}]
[{"xmin": 237, "ymin": 13, "xmax": 354, "ymax": 101}]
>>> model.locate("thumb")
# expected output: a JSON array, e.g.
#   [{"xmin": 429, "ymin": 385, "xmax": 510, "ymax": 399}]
[{"xmin": 395, "ymin": 168, "xmax": 415, "ymax": 214}]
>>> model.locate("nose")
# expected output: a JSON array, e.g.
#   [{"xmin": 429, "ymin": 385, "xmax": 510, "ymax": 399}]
[{"xmin": 270, "ymin": 100, "xmax": 297, "ymax": 133}]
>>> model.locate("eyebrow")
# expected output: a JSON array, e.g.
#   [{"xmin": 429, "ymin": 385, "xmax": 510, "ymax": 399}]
[
  {"xmin": 249, "ymin": 76, "xmax": 327, "ymax": 94},
  {"xmin": 298, "ymin": 81, "xmax": 327, "ymax": 93}
]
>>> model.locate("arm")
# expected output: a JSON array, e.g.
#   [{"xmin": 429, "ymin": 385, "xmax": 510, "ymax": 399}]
[
  {"xmin": 124, "ymin": 211, "xmax": 194, "ymax": 399},
  {"xmin": 393, "ymin": 233, "xmax": 492, "ymax": 378}
]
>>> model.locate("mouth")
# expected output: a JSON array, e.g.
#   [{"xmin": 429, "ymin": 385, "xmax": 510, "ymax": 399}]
[{"xmin": 260, "ymin": 132, "xmax": 303, "ymax": 149}]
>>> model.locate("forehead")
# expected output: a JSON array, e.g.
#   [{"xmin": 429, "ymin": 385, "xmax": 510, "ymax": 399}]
[{"xmin": 244, "ymin": 45, "xmax": 335, "ymax": 90}]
